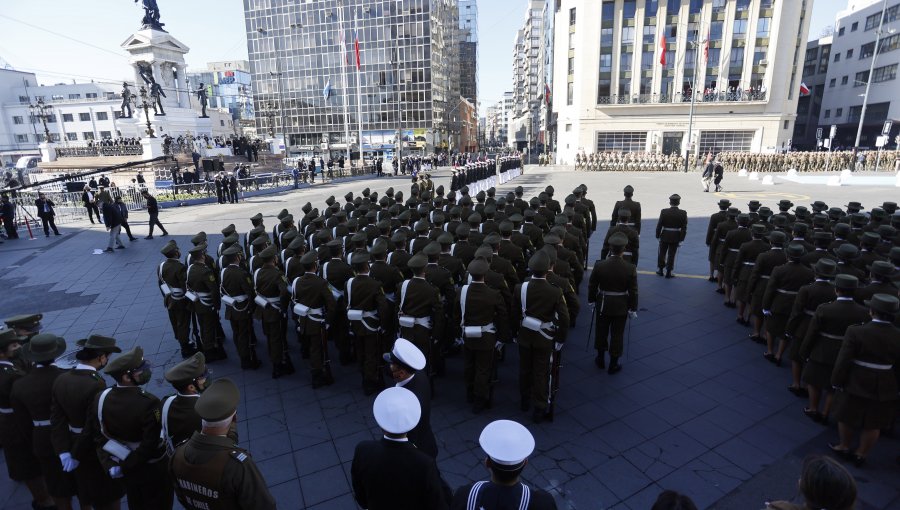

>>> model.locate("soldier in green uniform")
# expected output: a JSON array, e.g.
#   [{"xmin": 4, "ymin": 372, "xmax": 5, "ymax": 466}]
[
  {"xmin": 253, "ymin": 245, "xmax": 293, "ymax": 379},
  {"xmin": 732, "ymin": 224, "xmax": 771, "ymax": 326},
  {"xmin": 11, "ymin": 334, "xmax": 79, "ymax": 509},
  {"xmin": 369, "ymin": 241, "xmax": 405, "ymax": 345},
  {"xmin": 762, "ymin": 243, "xmax": 815, "ymax": 365},
  {"xmin": 3, "ymin": 313, "xmax": 43, "ymax": 340},
  {"xmin": 170, "ymin": 378, "xmax": 276, "ymax": 510},
  {"xmin": 610, "ymin": 185, "xmax": 642, "ymax": 233},
  {"xmin": 50, "ymin": 334, "xmax": 124, "ymax": 510},
  {"xmin": 588, "ymin": 233, "xmax": 638, "ymax": 374},
  {"xmin": 322, "ymin": 240, "xmax": 354, "ymax": 364},
  {"xmin": 602, "ymin": 209, "xmax": 640, "ymax": 265},
  {"xmin": 220, "ymin": 245, "xmax": 260, "ymax": 370},
  {"xmin": 158, "ymin": 241, "xmax": 196, "ymax": 358},
  {"xmin": 397, "ymin": 253, "xmax": 443, "ymax": 374},
  {"xmin": 784, "ymin": 259, "xmax": 837, "ymax": 397},
  {"xmin": 455, "ymin": 259, "xmax": 508, "ymax": 413},
  {"xmin": 0, "ymin": 329, "xmax": 55, "ymax": 510},
  {"xmin": 291, "ymin": 251, "xmax": 338, "ymax": 388},
  {"xmin": 161, "ymin": 353, "xmax": 228, "ymax": 456},
  {"xmin": 705, "ymin": 199, "xmax": 731, "ymax": 281},
  {"xmin": 346, "ymin": 251, "xmax": 390, "ymax": 395},
  {"xmin": 655, "ymin": 194, "xmax": 688, "ymax": 278},
  {"xmin": 187, "ymin": 243, "xmax": 225, "ymax": 362},
  {"xmin": 720, "ymin": 214, "xmax": 753, "ymax": 307},
  {"xmin": 85, "ymin": 346, "xmax": 174, "ymax": 510},
  {"xmin": 515, "ymin": 251, "xmax": 570, "ymax": 423}
]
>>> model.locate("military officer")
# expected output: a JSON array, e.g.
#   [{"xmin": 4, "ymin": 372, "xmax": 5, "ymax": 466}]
[
  {"xmin": 720, "ymin": 214, "xmax": 753, "ymax": 307},
  {"xmin": 762, "ymin": 243, "xmax": 815, "ymax": 365},
  {"xmin": 397, "ymin": 253, "xmax": 443, "ymax": 373},
  {"xmin": 451, "ymin": 420, "xmax": 557, "ymax": 510},
  {"xmin": 610, "ymin": 185, "xmax": 642, "ymax": 233},
  {"xmin": 85, "ymin": 346, "xmax": 173, "ymax": 510},
  {"xmin": 253, "ymin": 245, "xmax": 293, "ymax": 379},
  {"xmin": 383, "ymin": 339, "xmax": 437, "ymax": 458},
  {"xmin": 712, "ymin": 207, "xmax": 740, "ymax": 292},
  {"xmin": 705, "ymin": 199, "xmax": 732, "ymax": 281},
  {"xmin": 784, "ymin": 259, "xmax": 837, "ymax": 397},
  {"xmin": 733, "ymin": 224, "xmax": 771, "ymax": 326},
  {"xmin": 455, "ymin": 259, "xmax": 509, "ymax": 413},
  {"xmin": 186, "ymin": 243, "xmax": 225, "ymax": 362},
  {"xmin": 346, "ymin": 251, "xmax": 390, "ymax": 395},
  {"xmin": 588, "ymin": 233, "xmax": 638, "ymax": 374},
  {"xmin": 170, "ymin": 378, "xmax": 276, "ymax": 510},
  {"xmin": 655, "ymin": 194, "xmax": 688, "ymax": 278},
  {"xmin": 601, "ymin": 209, "xmax": 640, "ymax": 265},
  {"xmin": 351, "ymin": 387, "xmax": 449, "ymax": 510},
  {"xmin": 291, "ymin": 251, "xmax": 338, "ymax": 388},
  {"xmin": 322, "ymin": 240, "xmax": 354, "ymax": 364},
  {"xmin": 161, "ymin": 353, "xmax": 226, "ymax": 455},
  {"xmin": 3, "ymin": 313, "xmax": 43, "ymax": 341},
  {"xmin": 370, "ymin": 241, "xmax": 405, "ymax": 343},
  {"xmin": 50, "ymin": 334, "xmax": 124, "ymax": 510},
  {"xmin": 514, "ymin": 251, "xmax": 569, "ymax": 423},
  {"xmin": 220, "ymin": 245, "xmax": 260, "ymax": 370},
  {"xmin": 0, "ymin": 328, "xmax": 55, "ymax": 510},
  {"xmin": 830, "ymin": 294, "xmax": 900, "ymax": 467},
  {"xmin": 158, "ymin": 241, "xmax": 196, "ymax": 358},
  {"xmin": 11, "ymin": 334, "xmax": 78, "ymax": 509}
]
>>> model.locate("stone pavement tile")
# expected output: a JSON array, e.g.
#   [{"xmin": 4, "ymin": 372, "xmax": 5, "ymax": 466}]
[
  {"xmin": 593, "ymin": 420, "xmax": 648, "ymax": 455},
  {"xmin": 713, "ymin": 436, "xmax": 777, "ymax": 475},
  {"xmin": 678, "ymin": 414, "xmax": 736, "ymax": 449},
  {"xmin": 657, "ymin": 463, "xmax": 728, "ymax": 509},
  {"xmin": 245, "ymin": 411, "xmax": 287, "ymax": 440},
  {"xmin": 598, "ymin": 455, "xmax": 655, "ymax": 501},
  {"xmin": 267, "ymin": 479, "xmax": 304, "ymax": 509},
  {"xmin": 620, "ymin": 407, "xmax": 672, "ymax": 440},
  {"xmin": 293, "ymin": 440, "xmax": 341, "ymax": 478},
  {"xmin": 306, "ymin": 492, "xmax": 357, "ymax": 510},
  {"xmin": 622, "ymin": 442, "xmax": 679, "ymax": 481},
  {"xmin": 738, "ymin": 422, "xmax": 804, "ymax": 456},
  {"xmin": 557, "ymin": 472, "xmax": 620, "ymax": 509},
  {"xmin": 644, "ymin": 428, "xmax": 708, "ymax": 470},
  {"xmin": 255, "ymin": 452, "xmax": 298, "ymax": 487},
  {"xmin": 684, "ymin": 451, "xmax": 751, "ymax": 496},
  {"xmin": 333, "ymin": 429, "xmax": 375, "ymax": 464},
  {"xmin": 298, "ymin": 464, "xmax": 350, "ymax": 507},
  {"xmin": 244, "ymin": 393, "xmax": 285, "ymax": 420},
  {"xmin": 622, "ymin": 482, "xmax": 666, "ymax": 510},
  {"xmin": 247, "ymin": 430, "xmax": 293, "ymax": 462}
]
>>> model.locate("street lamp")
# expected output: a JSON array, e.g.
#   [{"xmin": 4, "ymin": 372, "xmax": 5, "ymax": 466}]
[
  {"xmin": 854, "ymin": 0, "xmax": 893, "ymax": 152},
  {"xmin": 138, "ymin": 86, "xmax": 157, "ymax": 138},
  {"xmin": 29, "ymin": 98, "xmax": 54, "ymax": 142}
]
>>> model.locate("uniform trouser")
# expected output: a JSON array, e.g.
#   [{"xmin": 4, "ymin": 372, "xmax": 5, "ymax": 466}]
[
  {"xmin": 121, "ymin": 220, "xmax": 135, "ymax": 240},
  {"xmin": 262, "ymin": 319, "xmax": 286, "ymax": 364},
  {"xmin": 107, "ymin": 225, "xmax": 124, "ymax": 249},
  {"xmin": 333, "ymin": 310, "xmax": 351, "ymax": 357},
  {"xmin": 40, "ymin": 215, "xmax": 59, "ymax": 236},
  {"xmin": 73, "ymin": 448, "xmax": 125, "ymax": 506},
  {"xmin": 195, "ymin": 309, "xmax": 219, "ymax": 350},
  {"xmin": 519, "ymin": 342, "xmax": 553, "ymax": 410},
  {"xmin": 400, "ymin": 324, "xmax": 432, "ymax": 370},
  {"xmin": 464, "ymin": 344, "xmax": 492, "ymax": 403},
  {"xmin": 596, "ymin": 314, "xmax": 627, "ymax": 357},
  {"xmin": 122, "ymin": 461, "xmax": 173, "ymax": 510},
  {"xmin": 355, "ymin": 331, "xmax": 380, "ymax": 384},
  {"xmin": 658, "ymin": 241, "xmax": 678, "ymax": 271},
  {"xmin": 167, "ymin": 305, "xmax": 191, "ymax": 347},
  {"xmin": 85, "ymin": 204, "xmax": 100, "ymax": 223},
  {"xmin": 305, "ymin": 329, "xmax": 328, "ymax": 372},
  {"xmin": 229, "ymin": 317, "xmax": 252, "ymax": 359}
]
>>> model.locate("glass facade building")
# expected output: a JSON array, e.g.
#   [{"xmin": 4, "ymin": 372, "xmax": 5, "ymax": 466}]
[
  {"xmin": 459, "ymin": 0, "xmax": 478, "ymax": 107},
  {"xmin": 244, "ymin": 0, "xmax": 461, "ymax": 157}
]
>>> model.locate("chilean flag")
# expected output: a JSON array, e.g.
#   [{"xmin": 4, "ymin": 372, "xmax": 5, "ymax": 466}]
[
  {"xmin": 545, "ymin": 84, "xmax": 551, "ymax": 105},
  {"xmin": 799, "ymin": 82, "xmax": 810, "ymax": 96},
  {"xmin": 659, "ymin": 35, "xmax": 667, "ymax": 66},
  {"xmin": 703, "ymin": 29, "xmax": 710, "ymax": 63},
  {"xmin": 354, "ymin": 30, "xmax": 361, "ymax": 70}
]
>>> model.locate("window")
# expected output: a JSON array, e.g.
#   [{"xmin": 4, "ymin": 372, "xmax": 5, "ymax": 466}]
[
  {"xmin": 834, "ymin": 53, "xmax": 841, "ymax": 62},
  {"xmin": 848, "ymin": 102, "xmax": 891, "ymax": 123},
  {"xmin": 600, "ymin": 53, "xmax": 612, "ymax": 71},
  {"xmin": 82, "ymin": 132, "xmax": 95, "ymax": 140},
  {"xmin": 601, "ymin": 28, "xmax": 613, "ymax": 45},
  {"xmin": 756, "ymin": 18, "xmax": 771, "ymax": 37},
  {"xmin": 842, "ymin": 76, "xmax": 849, "ymax": 85},
  {"xmin": 66, "ymin": 132, "xmax": 78, "ymax": 141},
  {"xmin": 836, "ymin": 108, "xmax": 843, "ymax": 117},
  {"xmin": 667, "ymin": 0, "xmax": 681, "ymax": 13},
  {"xmin": 62, "ymin": 113, "xmax": 74, "ymax": 122},
  {"xmin": 12, "ymin": 116, "xmax": 23, "ymax": 125},
  {"xmin": 86, "ymin": 92, "xmax": 98, "ymax": 99},
  {"xmin": 839, "ymin": 27, "xmax": 845, "ymax": 36},
  {"xmin": 602, "ymin": 1, "xmax": 615, "ymax": 20},
  {"xmin": 856, "ymin": 70, "xmax": 869, "ymax": 86},
  {"xmin": 46, "ymin": 116, "xmax": 56, "ymax": 123},
  {"xmin": 731, "ymin": 47, "xmax": 745, "ymax": 68},
  {"xmin": 620, "ymin": 50, "xmax": 633, "ymax": 71},
  {"xmin": 861, "ymin": 41, "xmax": 876, "ymax": 58},
  {"xmin": 621, "ymin": 26, "xmax": 635, "ymax": 44},
  {"xmin": 569, "ymin": 32, "xmax": 575, "ymax": 49},
  {"xmin": 646, "ymin": 0, "xmax": 659, "ymax": 15},
  {"xmin": 51, "ymin": 95, "xmax": 64, "ymax": 101},
  {"xmin": 698, "ymin": 130, "xmax": 754, "ymax": 152},
  {"xmin": 881, "ymin": 33, "xmax": 900, "ymax": 53},
  {"xmin": 710, "ymin": 21, "xmax": 723, "ymax": 40},
  {"xmin": 846, "ymin": 49, "xmax": 853, "ymax": 59},
  {"xmin": 829, "ymin": 78, "xmax": 836, "ymax": 87},
  {"xmin": 596, "ymin": 131, "xmax": 647, "ymax": 152},
  {"xmin": 96, "ymin": 112, "xmax": 108, "ymax": 121},
  {"xmin": 689, "ymin": 0, "xmax": 702, "ymax": 14},
  {"xmin": 567, "ymin": 82, "xmax": 573, "ymax": 105},
  {"xmin": 565, "ymin": 124, "xmax": 572, "ymax": 132},
  {"xmin": 99, "ymin": 131, "xmax": 112, "ymax": 139},
  {"xmin": 623, "ymin": 0, "xmax": 637, "ymax": 18},
  {"xmin": 873, "ymin": 63, "xmax": 898, "ymax": 82},
  {"xmin": 851, "ymin": 22, "xmax": 858, "ymax": 31},
  {"xmin": 641, "ymin": 51, "xmax": 654, "ymax": 70},
  {"xmin": 643, "ymin": 25, "xmax": 656, "ymax": 44},
  {"xmin": 824, "ymin": 109, "xmax": 831, "ymax": 118},
  {"xmin": 15, "ymin": 134, "xmax": 28, "ymax": 143},
  {"xmin": 569, "ymin": 7, "xmax": 576, "ymax": 25},
  {"xmin": 865, "ymin": 12, "xmax": 880, "ymax": 31},
  {"xmin": 784, "ymin": 120, "xmax": 790, "ymax": 130},
  {"xmin": 753, "ymin": 47, "xmax": 767, "ymax": 65},
  {"xmin": 568, "ymin": 57, "xmax": 575, "ymax": 74},
  {"xmin": 18, "ymin": 95, "xmax": 28, "ymax": 103},
  {"xmin": 733, "ymin": 19, "xmax": 747, "ymax": 37},
  {"xmin": 79, "ymin": 112, "xmax": 91, "ymax": 121},
  {"xmin": 68, "ymin": 94, "xmax": 80, "ymax": 100},
  {"xmin": 736, "ymin": 0, "xmax": 751, "ymax": 10}
]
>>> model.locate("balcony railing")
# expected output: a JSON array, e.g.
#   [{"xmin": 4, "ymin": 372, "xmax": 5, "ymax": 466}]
[
  {"xmin": 56, "ymin": 141, "xmax": 144, "ymax": 158},
  {"xmin": 597, "ymin": 90, "xmax": 767, "ymax": 105}
]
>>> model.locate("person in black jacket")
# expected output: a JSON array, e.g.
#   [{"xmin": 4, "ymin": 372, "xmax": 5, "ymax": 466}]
[
  {"xmin": 114, "ymin": 196, "xmax": 137, "ymax": 241},
  {"xmin": 383, "ymin": 339, "xmax": 437, "ymax": 458},
  {"xmin": 141, "ymin": 189, "xmax": 168, "ymax": 239},
  {"xmin": 35, "ymin": 193, "xmax": 61, "ymax": 237},
  {"xmin": 81, "ymin": 186, "xmax": 101, "ymax": 224},
  {"xmin": 713, "ymin": 159, "xmax": 725, "ymax": 192},
  {"xmin": 1, "ymin": 193, "xmax": 19, "ymax": 239},
  {"xmin": 101, "ymin": 198, "xmax": 125, "ymax": 252},
  {"xmin": 351, "ymin": 387, "xmax": 449, "ymax": 510}
]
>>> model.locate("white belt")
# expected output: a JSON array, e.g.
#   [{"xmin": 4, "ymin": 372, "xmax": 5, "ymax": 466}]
[
  {"xmin": 230, "ymin": 294, "xmax": 249, "ymax": 302},
  {"xmin": 820, "ymin": 332, "xmax": 843, "ymax": 340},
  {"xmin": 69, "ymin": 425, "xmax": 84, "ymax": 434},
  {"xmin": 521, "ymin": 316, "xmax": 555, "ymax": 331},
  {"xmin": 462, "ymin": 323, "xmax": 496, "ymax": 336},
  {"xmin": 33, "ymin": 420, "xmax": 51, "ymax": 427},
  {"xmin": 385, "ymin": 292, "xmax": 397, "ymax": 303},
  {"xmin": 399, "ymin": 315, "xmax": 432, "ymax": 329},
  {"xmin": 760, "ymin": 275, "xmax": 771, "ymax": 279},
  {"xmin": 169, "ymin": 287, "xmax": 186, "ymax": 299},
  {"xmin": 328, "ymin": 284, "xmax": 344, "ymax": 300},
  {"xmin": 601, "ymin": 291, "xmax": 628, "ymax": 296},
  {"xmin": 853, "ymin": 360, "xmax": 893, "ymax": 370},
  {"xmin": 803, "ymin": 310, "xmax": 815, "ymax": 316},
  {"xmin": 743, "ymin": 262, "xmax": 756, "ymax": 266},
  {"xmin": 623, "ymin": 251, "xmax": 633, "ymax": 256},
  {"xmin": 0, "ymin": 407, "xmax": 12, "ymax": 414},
  {"xmin": 728, "ymin": 248, "xmax": 740, "ymax": 252},
  {"xmin": 262, "ymin": 296, "xmax": 280, "ymax": 304},
  {"xmin": 776, "ymin": 289, "xmax": 798, "ymax": 295},
  {"xmin": 661, "ymin": 227, "xmax": 682, "ymax": 232}
]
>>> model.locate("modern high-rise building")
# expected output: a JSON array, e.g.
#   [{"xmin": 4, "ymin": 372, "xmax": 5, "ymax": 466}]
[
  {"xmin": 459, "ymin": 0, "xmax": 478, "ymax": 108},
  {"xmin": 186, "ymin": 61, "xmax": 255, "ymax": 136},
  {"xmin": 553, "ymin": 0, "xmax": 812, "ymax": 164},
  {"xmin": 798, "ymin": 0, "xmax": 900, "ymax": 150},
  {"xmin": 540, "ymin": 0, "xmax": 557, "ymax": 154},
  {"xmin": 243, "ymin": 0, "xmax": 461, "ymax": 159},
  {"xmin": 510, "ymin": 1, "xmax": 546, "ymax": 151}
]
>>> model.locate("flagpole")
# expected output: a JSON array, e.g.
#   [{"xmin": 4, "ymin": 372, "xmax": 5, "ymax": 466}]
[
  {"xmin": 354, "ymin": 12, "xmax": 364, "ymax": 169},
  {"xmin": 337, "ymin": 1, "xmax": 351, "ymax": 165},
  {"xmin": 684, "ymin": 33, "xmax": 701, "ymax": 174}
]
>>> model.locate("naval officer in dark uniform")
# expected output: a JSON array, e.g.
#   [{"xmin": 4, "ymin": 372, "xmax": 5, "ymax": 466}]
[
  {"xmin": 170, "ymin": 378, "xmax": 276, "ymax": 509},
  {"xmin": 451, "ymin": 419, "xmax": 557, "ymax": 509},
  {"xmin": 384, "ymin": 338, "xmax": 437, "ymax": 458}
]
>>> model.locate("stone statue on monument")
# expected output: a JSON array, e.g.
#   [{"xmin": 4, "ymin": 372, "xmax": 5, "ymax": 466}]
[
  {"xmin": 196, "ymin": 83, "xmax": 209, "ymax": 118},
  {"xmin": 135, "ymin": 0, "xmax": 165, "ymax": 31},
  {"xmin": 150, "ymin": 82, "xmax": 166, "ymax": 116},
  {"xmin": 120, "ymin": 82, "xmax": 134, "ymax": 118}
]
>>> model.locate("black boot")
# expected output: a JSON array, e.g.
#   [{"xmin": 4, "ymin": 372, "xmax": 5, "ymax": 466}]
[
  {"xmin": 240, "ymin": 356, "xmax": 261, "ymax": 370},
  {"xmin": 282, "ymin": 355, "xmax": 296, "ymax": 375},
  {"xmin": 656, "ymin": 268, "xmax": 664, "ymax": 276},
  {"xmin": 665, "ymin": 270, "xmax": 674, "ymax": 278},
  {"xmin": 595, "ymin": 351, "xmax": 606, "ymax": 369},
  {"xmin": 608, "ymin": 356, "xmax": 622, "ymax": 374},
  {"xmin": 180, "ymin": 343, "xmax": 198, "ymax": 358},
  {"xmin": 204, "ymin": 348, "xmax": 226, "ymax": 362}
]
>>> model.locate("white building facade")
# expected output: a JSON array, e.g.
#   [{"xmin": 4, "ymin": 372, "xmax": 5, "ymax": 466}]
[
  {"xmin": 816, "ymin": 0, "xmax": 900, "ymax": 149},
  {"xmin": 510, "ymin": 1, "xmax": 547, "ymax": 152},
  {"xmin": 553, "ymin": 0, "xmax": 813, "ymax": 164}
]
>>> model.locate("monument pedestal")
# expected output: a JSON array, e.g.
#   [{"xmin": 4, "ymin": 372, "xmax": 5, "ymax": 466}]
[
  {"xmin": 140, "ymin": 136, "xmax": 165, "ymax": 158},
  {"xmin": 39, "ymin": 142, "xmax": 56, "ymax": 163}
]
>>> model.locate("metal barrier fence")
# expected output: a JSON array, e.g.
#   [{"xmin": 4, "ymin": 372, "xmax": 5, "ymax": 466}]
[
  {"xmin": 596, "ymin": 90, "xmax": 767, "ymax": 105},
  {"xmin": 7, "ymin": 187, "xmax": 148, "ymax": 229}
]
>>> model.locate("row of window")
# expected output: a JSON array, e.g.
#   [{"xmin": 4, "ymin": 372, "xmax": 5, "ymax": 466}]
[
  {"xmin": 17, "ymin": 92, "xmax": 105, "ymax": 103},
  {"xmin": 10, "ymin": 111, "xmax": 111, "ymax": 124},
  {"xmin": 570, "ymin": 0, "xmax": 768, "ymax": 26},
  {"xmin": 13, "ymin": 131, "xmax": 113, "ymax": 144},
  {"xmin": 827, "ymin": 63, "xmax": 898, "ymax": 88},
  {"xmin": 837, "ymin": 4, "xmax": 899, "ymax": 37},
  {"xmin": 593, "ymin": 130, "xmax": 756, "ymax": 153},
  {"xmin": 823, "ymin": 102, "xmax": 890, "ymax": 123}
]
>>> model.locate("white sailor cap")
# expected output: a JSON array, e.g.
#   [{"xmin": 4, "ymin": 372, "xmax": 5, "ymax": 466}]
[
  {"xmin": 382, "ymin": 338, "xmax": 426, "ymax": 371},
  {"xmin": 373, "ymin": 387, "xmax": 421, "ymax": 435},
  {"xmin": 479, "ymin": 420, "xmax": 535, "ymax": 468}
]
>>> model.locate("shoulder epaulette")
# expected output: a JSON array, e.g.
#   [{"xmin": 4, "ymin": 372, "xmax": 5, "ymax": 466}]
[{"xmin": 231, "ymin": 450, "xmax": 248, "ymax": 463}]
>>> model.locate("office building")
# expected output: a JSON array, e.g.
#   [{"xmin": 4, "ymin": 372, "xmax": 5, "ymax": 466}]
[
  {"xmin": 553, "ymin": 0, "xmax": 813, "ymax": 164},
  {"xmin": 186, "ymin": 61, "xmax": 255, "ymax": 135},
  {"xmin": 510, "ymin": 1, "xmax": 546, "ymax": 151},
  {"xmin": 804, "ymin": 0, "xmax": 900, "ymax": 149},
  {"xmin": 794, "ymin": 36, "xmax": 832, "ymax": 149},
  {"xmin": 459, "ymin": 0, "xmax": 478, "ymax": 108},
  {"xmin": 243, "ymin": 0, "xmax": 462, "ymax": 159},
  {"xmin": 541, "ymin": 0, "xmax": 558, "ymax": 154}
]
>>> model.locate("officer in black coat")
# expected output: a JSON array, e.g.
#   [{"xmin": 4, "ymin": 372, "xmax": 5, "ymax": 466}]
[
  {"xmin": 351, "ymin": 387, "xmax": 449, "ymax": 510},
  {"xmin": 655, "ymin": 194, "xmax": 687, "ymax": 277},
  {"xmin": 384, "ymin": 339, "xmax": 437, "ymax": 458}
]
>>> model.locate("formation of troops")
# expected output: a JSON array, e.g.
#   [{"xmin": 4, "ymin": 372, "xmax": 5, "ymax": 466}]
[
  {"xmin": 574, "ymin": 149, "xmax": 900, "ymax": 174},
  {"xmin": 704, "ymin": 197, "xmax": 900, "ymax": 467}
]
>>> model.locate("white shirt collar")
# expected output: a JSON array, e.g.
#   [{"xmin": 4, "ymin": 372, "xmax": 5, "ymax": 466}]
[
  {"xmin": 75, "ymin": 363, "xmax": 96, "ymax": 372},
  {"xmin": 382, "ymin": 435, "xmax": 409, "ymax": 442},
  {"xmin": 836, "ymin": 297, "xmax": 854, "ymax": 301},
  {"xmin": 872, "ymin": 319, "xmax": 891, "ymax": 324},
  {"xmin": 396, "ymin": 373, "xmax": 414, "ymax": 387}
]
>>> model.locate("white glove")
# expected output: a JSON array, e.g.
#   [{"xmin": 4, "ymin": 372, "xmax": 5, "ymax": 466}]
[
  {"xmin": 494, "ymin": 341, "xmax": 504, "ymax": 351},
  {"xmin": 554, "ymin": 342, "xmax": 564, "ymax": 352},
  {"xmin": 59, "ymin": 452, "xmax": 79, "ymax": 472},
  {"xmin": 628, "ymin": 310, "xmax": 638, "ymax": 319},
  {"xmin": 109, "ymin": 466, "xmax": 123, "ymax": 479},
  {"xmin": 763, "ymin": 309, "xmax": 772, "ymax": 316}
]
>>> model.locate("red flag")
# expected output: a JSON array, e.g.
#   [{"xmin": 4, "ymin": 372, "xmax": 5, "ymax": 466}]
[
  {"xmin": 799, "ymin": 82, "xmax": 810, "ymax": 96},
  {"xmin": 659, "ymin": 35, "xmax": 667, "ymax": 66},
  {"xmin": 354, "ymin": 30, "xmax": 361, "ymax": 70},
  {"xmin": 545, "ymin": 84, "xmax": 551, "ymax": 105},
  {"xmin": 703, "ymin": 32, "xmax": 709, "ymax": 63}
]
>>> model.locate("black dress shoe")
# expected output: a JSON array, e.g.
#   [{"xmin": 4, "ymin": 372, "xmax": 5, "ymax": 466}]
[
  {"xmin": 595, "ymin": 353, "xmax": 605, "ymax": 369},
  {"xmin": 828, "ymin": 443, "xmax": 853, "ymax": 461},
  {"xmin": 656, "ymin": 268, "xmax": 664, "ymax": 276},
  {"xmin": 532, "ymin": 409, "xmax": 545, "ymax": 424},
  {"xmin": 665, "ymin": 271, "xmax": 674, "ymax": 278},
  {"xmin": 608, "ymin": 357, "xmax": 622, "ymax": 374},
  {"xmin": 145, "ymin": 235, "xmax": 154, "ymax": 240},
  {"xmin": 180, "ymin": 344, "xmax": 198, "ymax": 358},
  {"xmin": 715, "ymin": 288, "xmax": 725, "ymax": 294},
  {"xmin": 707, "ymin": 276, "xmax": 716, "ymax": 282}
]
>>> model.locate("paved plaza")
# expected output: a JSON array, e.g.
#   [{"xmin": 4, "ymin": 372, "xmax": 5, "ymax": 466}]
[{"xmin": 1, "ymin": 166, "xmax": 898, "ymax": 509}]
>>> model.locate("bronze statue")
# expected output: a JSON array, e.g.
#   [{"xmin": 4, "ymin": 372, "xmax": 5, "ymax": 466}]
[
  {"xmin": 135, "ymin": 0, "xmax": 165, "ymax": 31},
  {"xmin": 196, "ymin": 83, "xmax": 209, "ymax": 118},
  {"xmin": 136, "ymin": 61, "xmax": 155, "ymax": 87},
  {"xmin": 120, "ymin": 82, "xmax": 134, "ymax": 118},
  {"xmin": 150, "ymin": 82, "xmax": 166, "ymax": 116}
]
